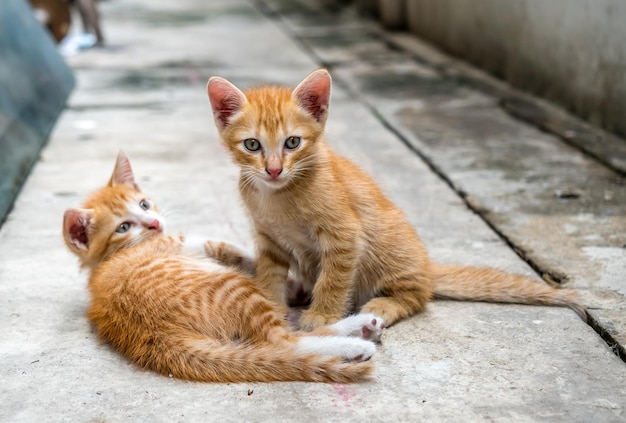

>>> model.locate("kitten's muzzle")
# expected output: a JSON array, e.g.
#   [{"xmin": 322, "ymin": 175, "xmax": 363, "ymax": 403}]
[
  {"xmin": 145, "ymin": 219, "xmax": 162, "ymax": 232},
  {"xmin": 265, "ymin": 166, "xmax": 283, "ymax": 180}
]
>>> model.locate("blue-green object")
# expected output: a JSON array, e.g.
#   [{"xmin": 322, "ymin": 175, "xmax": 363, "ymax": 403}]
[{"xmin": 0, "ymin": 0, "xmax": 75, "ymax": 226}]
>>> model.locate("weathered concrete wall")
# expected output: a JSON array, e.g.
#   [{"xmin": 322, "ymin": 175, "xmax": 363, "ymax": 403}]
[{"xmin": 376, "ymin": 0, "xmax": 626, "ymax": 138}]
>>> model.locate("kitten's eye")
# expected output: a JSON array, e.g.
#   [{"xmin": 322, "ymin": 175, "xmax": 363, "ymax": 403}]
[
  {"xmin": 116, "ymin": 222, "xmax": 132, "ymax": 234},
  {"xmin": 139, "ymin": 200, "xmax": 150, "ymax": 210},
  {"xmin": 285, "ymin": 136, "xmax": 301, "ymax": 150},
  {"xmin": 243, "ymin": 138, "xmax": 261, "ymax": 152}
]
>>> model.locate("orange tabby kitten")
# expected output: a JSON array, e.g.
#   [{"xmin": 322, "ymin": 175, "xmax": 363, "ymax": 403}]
[
  {"xmin": 206, "ymin": 69, "xmax": 587, "ymax": 331},
  {"xmin": 62, "ymin": 151, "xmax": 385, "ymax": 383}
]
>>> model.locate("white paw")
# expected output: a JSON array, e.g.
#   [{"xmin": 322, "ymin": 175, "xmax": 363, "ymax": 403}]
[
  {"xmin": 340, "ymin": 338, "xmax": 376, "ymax": 362},
  {"xmin": 296, "ymin": 337, "xmax": 376, "ymax": 362},
  {"xmin": 330, "ymin": 313, "xmax": 385, "ymax": 342}
]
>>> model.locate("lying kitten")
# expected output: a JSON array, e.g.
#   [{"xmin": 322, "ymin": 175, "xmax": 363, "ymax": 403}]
[
  {"xmin": 206, "ymin": 69, "xmax": 587, "ymax": 330},
  {"xmin": 62, "ymin": 151, "xmax": 383, "ymax": 382}
]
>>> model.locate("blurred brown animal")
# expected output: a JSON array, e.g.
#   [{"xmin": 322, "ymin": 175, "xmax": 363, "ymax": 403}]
[{"xmin": 29, "ymin": 0, "xmax": 104, "ymax": 45}]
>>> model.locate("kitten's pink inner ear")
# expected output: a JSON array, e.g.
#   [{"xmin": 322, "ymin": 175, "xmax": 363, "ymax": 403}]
[
  {"xmin": 110, "ymin": 150, "xmax": 139, "ymax": 189},
  {"xmin": 292, "ymin": 69, "xmax": 331, "ymax": 122},
  {"xmin": 63, "ymin": 208, "xmax": 94, "ymax": 250},
  {"xmin": 207, "ymin": 77, "xmax": 247, "ymax": 128}
]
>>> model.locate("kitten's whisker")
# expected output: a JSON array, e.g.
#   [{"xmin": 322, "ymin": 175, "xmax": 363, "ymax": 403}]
[
  {"xmin": 239, "ymin": 170, "xmax": 258, "ymax": 191},
  {"xmin": 291, "ymin": 162, "xmax": 318, "ymax": 181},
  {"xmin": 159, "ymin": 206, "xmax": 179, "ymax": 220},
  {"xmin": 239, "ymin": 174, "xmax": 253, "ymax": 189}
]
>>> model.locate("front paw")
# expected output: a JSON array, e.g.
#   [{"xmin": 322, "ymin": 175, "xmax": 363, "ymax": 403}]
[
  {"xmin": 358, "ymin": 314, "xmax": 385, "ymax": 342},
  {"xmin": 203, "ymin": 241, "xmax": 231, "ymax": 262},
  {"xmin": 299, "ymin": 310, "xmax": 340, "ymax": 331},
  {"xmin": 330, "ymin": 313, "xmax": 385, "ymax": 342},
  {"xmin": 203, "ymin": 240, "xmax": 219, "ymax": 257}
]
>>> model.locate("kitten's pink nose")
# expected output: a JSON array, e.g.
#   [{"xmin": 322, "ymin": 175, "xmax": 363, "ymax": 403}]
[
  {"xmin": 266, "ymin": 167, "xmax": 283, "ymax": 180},
  {"xmin": 147, "ymin": 219, "xmax": 161, "ymax": 231}
]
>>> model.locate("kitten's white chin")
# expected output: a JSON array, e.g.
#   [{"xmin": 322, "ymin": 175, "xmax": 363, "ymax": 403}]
[{"xmin": 255, "ymin": 176, "xmax": 290, "ymax": 191}]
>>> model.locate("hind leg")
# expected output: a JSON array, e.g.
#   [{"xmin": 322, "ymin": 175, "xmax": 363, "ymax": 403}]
[{"xmin": 360, "ymin": 276, "xmax": 433, "ymax": 327}]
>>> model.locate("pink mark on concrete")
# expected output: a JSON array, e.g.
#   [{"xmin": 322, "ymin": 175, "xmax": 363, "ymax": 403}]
[{"xmin": 331, "ymin": 384, "xmax": 353, "ymax": 407}]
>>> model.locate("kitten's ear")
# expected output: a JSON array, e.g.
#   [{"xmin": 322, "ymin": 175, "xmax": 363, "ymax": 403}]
[
  {"xmin": 63, "ymin": 208, "xmax": 94, "ymax": 252},
  {"xmin": 109, "ymin": 150, "xmax": 139, "ymax": 190},
  {"xmin": 207, "ymin": 76, "xmax": 247, "ymax": 129},
  {"xmin": 292, "ymin": 69, "xmax": 331, "ymax": 123}
]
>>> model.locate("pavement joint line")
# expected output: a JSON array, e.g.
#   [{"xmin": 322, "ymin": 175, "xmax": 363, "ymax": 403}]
[
  {"xmin": 588, "ymin": 314, "xmax": 626, "ymax": 362},
  {"xmin": 257, "ymin": 0, "xmax": 626, "ymax": 364}
]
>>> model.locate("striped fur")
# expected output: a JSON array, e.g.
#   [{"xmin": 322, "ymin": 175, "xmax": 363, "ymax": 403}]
[
  {"xmin": 62, "ymin": 151, "xmax": 380, "ymax": 383},
  {"xmin": 206, "ymin": 69, "xmax": 587, "ymax": 331}
]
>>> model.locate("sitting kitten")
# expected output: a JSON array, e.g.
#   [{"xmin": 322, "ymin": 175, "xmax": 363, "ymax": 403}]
[
  {"xmin": 62, "ymin": 151, "xmax": 384, "ymax": 383},
  {"xmin": 206, "ymin": 69, "xmax": 587, "ymax": 330}
]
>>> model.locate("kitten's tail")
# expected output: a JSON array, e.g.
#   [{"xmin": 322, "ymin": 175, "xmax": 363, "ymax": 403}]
[
  {"xmin": 430, "ymin": 263, "xmax": 588, "ymax": 321},
  {"xmin": 150, "ymin": 336, "xmax": 373, "ymax": 383}
]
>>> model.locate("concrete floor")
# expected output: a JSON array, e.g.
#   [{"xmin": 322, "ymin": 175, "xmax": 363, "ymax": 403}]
[{"xmin": 1, "ymin": 0, "xmax": 625, "ymax": 421}]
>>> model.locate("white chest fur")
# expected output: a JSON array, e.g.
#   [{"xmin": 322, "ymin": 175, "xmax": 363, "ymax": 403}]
[{"xmin": 248, "ymin": 192, "xmax": 322, "ymax": 279}]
